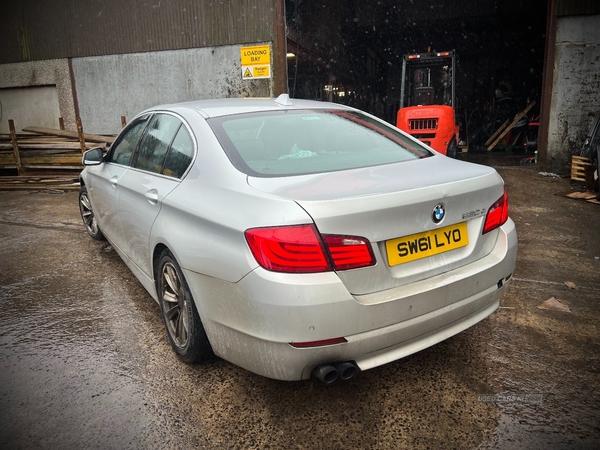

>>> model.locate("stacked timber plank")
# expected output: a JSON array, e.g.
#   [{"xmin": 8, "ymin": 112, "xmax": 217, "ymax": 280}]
[
  {"xmin": 0, "ymin": 119, "xmax": 115, "ymax": 191},
  {"xmin": 485, "ymin": 101, "xmax": 536, "ymax": 151},
  {"xmin": 0, "ymin": 175, "xmax": 81, "ymax": 191}
]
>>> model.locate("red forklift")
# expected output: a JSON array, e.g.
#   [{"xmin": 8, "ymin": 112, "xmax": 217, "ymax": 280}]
[{"xmin": 396, "ymin": 50, "xmax": 459, "ymax": 157}]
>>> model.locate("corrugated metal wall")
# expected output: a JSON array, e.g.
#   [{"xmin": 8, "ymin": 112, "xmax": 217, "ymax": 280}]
[
  {"xmin": 72, "ymin": 46, "xmax": 273, "ymax": 133},
  {"xmin": 0, "ymin": 0, "xmax": 276, "ymax": 63}
]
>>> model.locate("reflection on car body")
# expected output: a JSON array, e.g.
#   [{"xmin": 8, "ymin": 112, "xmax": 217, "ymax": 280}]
[{"xmin": 79, "ymin": 94, "xmax": 517, "ymax": 383}]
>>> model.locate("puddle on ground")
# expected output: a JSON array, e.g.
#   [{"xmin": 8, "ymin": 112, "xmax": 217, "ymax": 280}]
[{"xmin": 0, "ymin": 237, "xmax": 162, "ymax": 449}]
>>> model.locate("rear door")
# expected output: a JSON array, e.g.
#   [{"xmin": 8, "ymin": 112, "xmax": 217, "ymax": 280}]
[{"xmin": 117, "ymin": 112, "xmax": 195, "ymax": 278}]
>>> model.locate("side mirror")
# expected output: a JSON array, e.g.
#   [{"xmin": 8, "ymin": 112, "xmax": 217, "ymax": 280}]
[{"xmin": 82, "ymin": 147, "xmax": 104, "ymax": 166}]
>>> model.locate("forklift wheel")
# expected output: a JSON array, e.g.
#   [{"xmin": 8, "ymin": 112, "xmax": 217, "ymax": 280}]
[{"xmin": 447, "ymin": 139, "xmax": 458, "ymax": 159}]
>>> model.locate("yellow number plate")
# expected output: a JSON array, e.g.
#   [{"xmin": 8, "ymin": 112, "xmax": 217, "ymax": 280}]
[{"xmin": 386, "ymin": 222, "xmax": 469, "ymax": 266}]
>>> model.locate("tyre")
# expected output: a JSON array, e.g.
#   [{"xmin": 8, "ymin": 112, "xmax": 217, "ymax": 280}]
[
  {"xmin": 157, "ymin": 250, "xmax": 212, "ymax": 363},
  {"xmin": 79, "ymin": 186, "xmax": 105, "ymax": 240},
  {"xmin": 595, "ymin": 157, "xmax": 600, "ymax": 201},
  {"xmin": 446, "ymin": 138, "xmax": 458, "ymax": 158},
  {"xmin": 594, "ymin": 158, "xmax": 600, "ymax": 201}
]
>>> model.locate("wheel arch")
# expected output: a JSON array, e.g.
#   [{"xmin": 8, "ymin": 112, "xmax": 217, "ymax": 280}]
[
  {"xmin": 152, "ymin": 243, "xmax": 170, "ymax": 287},
  {"xmin": 154, "ymin": 244, "xmax": 213, "ymax": 362}
]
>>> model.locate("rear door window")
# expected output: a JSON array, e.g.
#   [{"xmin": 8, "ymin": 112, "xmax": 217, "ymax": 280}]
[
  {"xmin": 162, "ymin": 126, "xmax": 195, "ymax": 178},
  {"xmin": 133, "ymin": 113, "xmax": 182, "ymax": 174}
]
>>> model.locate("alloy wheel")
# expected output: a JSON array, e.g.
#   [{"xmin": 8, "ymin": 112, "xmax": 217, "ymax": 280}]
[
  {"xmin": 160, "ymin": 262, "xmax": 190, "ymax": 348},
  {"xmin": 79, "ymin": 191, "xmax": 99, "ymax": 235}
]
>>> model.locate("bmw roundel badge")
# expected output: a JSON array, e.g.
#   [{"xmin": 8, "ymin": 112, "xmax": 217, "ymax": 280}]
[{"xmin": 432, "ymin": 204, "xmax": 445, "ymax": 224}]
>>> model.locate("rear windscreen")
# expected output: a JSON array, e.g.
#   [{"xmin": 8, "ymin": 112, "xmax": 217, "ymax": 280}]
[{"xmin": 207, "ymin": 109, "xmax": 433, "ymax": 177}]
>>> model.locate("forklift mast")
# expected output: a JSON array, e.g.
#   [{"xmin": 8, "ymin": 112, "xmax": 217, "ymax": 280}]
[
  {"xmin": 397, "ymin": 50, "xmax": 458, "ymax": 157},
  {"xmin": 400, "ymin": 51, "xmax": 456, "ymax": 110}
]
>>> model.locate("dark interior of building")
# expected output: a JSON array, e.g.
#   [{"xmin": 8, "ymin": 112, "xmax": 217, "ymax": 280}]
[{"xmin": 285, "ymin": 0, "xmax": 548, "ymax": 149}]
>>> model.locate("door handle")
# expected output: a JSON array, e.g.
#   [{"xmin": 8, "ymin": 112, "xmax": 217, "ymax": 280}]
[
  {"xmin": 145, "ymin": 189, "xmax": 159, "ymax": 205},
  {"xmin": 110, "ymin": 175, "xmax": 118, "ymax": 187}
]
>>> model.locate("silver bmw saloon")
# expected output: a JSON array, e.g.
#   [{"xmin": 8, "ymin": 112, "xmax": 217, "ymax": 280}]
[{"xmin": 79, "ymin": 95, "xmax": 517, "ymax": 383}]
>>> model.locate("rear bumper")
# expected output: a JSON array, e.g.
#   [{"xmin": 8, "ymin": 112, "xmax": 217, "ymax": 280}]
[
  {"xmin": 184, "ymin": 219, "xmax": 517, "ymax": 381},
  {"xmin": 349, "ymin": 286, "xmax": 501, "ymax": 374}
]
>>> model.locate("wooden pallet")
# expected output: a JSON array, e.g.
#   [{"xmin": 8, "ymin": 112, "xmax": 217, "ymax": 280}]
[{"xmin": 571, "ymin": 155, "xmax": 592, "ymax": 183}]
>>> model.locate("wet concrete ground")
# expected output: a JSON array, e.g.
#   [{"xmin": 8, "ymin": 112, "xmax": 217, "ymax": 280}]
[{"xmin": 1, "ymin": 163, "xmax": 599, "ymax": 449}]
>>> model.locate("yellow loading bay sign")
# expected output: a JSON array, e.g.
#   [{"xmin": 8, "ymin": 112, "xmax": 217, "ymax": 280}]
[{"xmin": 241, "ymin": 45, "xmax": 271, "ymax": 79}]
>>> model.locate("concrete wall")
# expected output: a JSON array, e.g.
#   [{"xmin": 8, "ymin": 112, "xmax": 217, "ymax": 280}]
[
  {"xmin": 72, "ymin": 45, "xmax": 273, "ymax": 134},
  {"xmin": 0, "ymin": 59, "xmax": 77, "ymax": 132},
  {"xmin": 0, "ymin": 86, "xmax": 61, "ymax": 134},
  {"xmin": 547, "ymin": 14, "xmax": 600, "ymax": 172}
]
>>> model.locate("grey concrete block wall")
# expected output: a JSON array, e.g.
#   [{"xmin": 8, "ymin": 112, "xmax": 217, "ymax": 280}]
[{"xmin": 547, "ymin": 14, "xmax": 600, "ymax": 171}]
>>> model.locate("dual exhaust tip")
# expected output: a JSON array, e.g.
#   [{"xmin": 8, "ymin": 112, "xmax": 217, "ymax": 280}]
[{"xmin": 312, "ymin": 361, "xmax": 358, "ymax": 384}]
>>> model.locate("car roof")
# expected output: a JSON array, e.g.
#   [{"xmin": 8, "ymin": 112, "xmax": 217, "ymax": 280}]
[{"xmin": 143, "ymin": 94, "xmax": 353, "ymax": 119}]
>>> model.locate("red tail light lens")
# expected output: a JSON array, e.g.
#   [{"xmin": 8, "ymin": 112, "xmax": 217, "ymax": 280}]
[
  {"xmin": 245, "ymin": 225, "xmax": 376, "ymax": 273},
  {"xmin": 245, "ymin": 225, "xmax": 330, "ymax": 273},
  {"xmin": 483, "ymin": 189, "xmax": 509, "ymax": 234},
  {"xmin": 323, "ymin": 235, "xmax": 375, "ymax": 270}
]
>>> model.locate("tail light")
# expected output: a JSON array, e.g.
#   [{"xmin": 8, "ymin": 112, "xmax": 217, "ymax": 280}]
[
  {"xmin": 245, "ymin": 225, "xmax": 375, "ymax": 273},
  {"xmin": 323, "ymin": 235, "xmax": 376, "ymax": 271},
  {"xmin": 245, "ymin": 225, "xmax": 329, "ymax": 273},
  {"xmin": 483, "ymin": 189, "xmax": 509, "ymax": 234}
]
